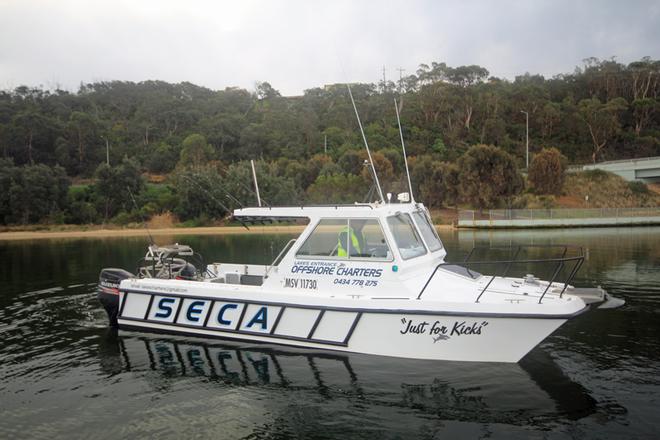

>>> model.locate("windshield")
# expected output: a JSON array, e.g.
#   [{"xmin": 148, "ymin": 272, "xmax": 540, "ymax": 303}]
[
  {"xmin": 387, "ymin": 214, "xmax": 426, "ymax": 260},
  {"xmin": 412, "ymin": 211, "xmax": 443, "ymax": 252},
  {"xmin": 296, "ymin": 218, "xmax": 392, "ymax": 260}
]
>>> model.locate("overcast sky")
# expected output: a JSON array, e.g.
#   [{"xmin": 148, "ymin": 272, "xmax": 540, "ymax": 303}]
[{"xmin": 1, "ymin": 0, "xmax": 658, "ymax": 96}]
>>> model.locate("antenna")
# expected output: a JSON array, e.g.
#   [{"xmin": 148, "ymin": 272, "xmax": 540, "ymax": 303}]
[
  {"xmin": 126, "ymin": 186, "xmax": 155, "ymax": 245},
  {"xmin": 394, "ymin": 98, "xmax": 414, "ymax": 203},
  {"xmin": 346, "ymin": 84, "xmax": 386, "ymax": 204},
  {"xmin": 250, "ymin": 159, "xmax": 262, "ymax": 207}
]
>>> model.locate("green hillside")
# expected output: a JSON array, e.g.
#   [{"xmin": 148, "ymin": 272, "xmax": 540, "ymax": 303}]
[{"xmin": 0, "ymin": 57, "xmax": 658, "ymax": 226}]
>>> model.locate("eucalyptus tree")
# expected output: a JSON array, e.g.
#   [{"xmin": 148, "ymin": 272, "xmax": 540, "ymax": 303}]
[
  {"xmin": 457, "ymin": 144, "xmax": 523, "ymax": 209},
  {"xmin": 578, "ymin": 97, "xmax": 628, "ymax": 162}
]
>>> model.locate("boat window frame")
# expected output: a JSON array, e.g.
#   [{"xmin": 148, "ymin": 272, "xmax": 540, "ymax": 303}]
[
  {"xmin": 386, "ymin": 212, "xmax": 428, "ymax": 260},
  {"xmin": 294, "ymin": 217, "xmax": 394, "ymax": 262},
  {"xmin": 411, "ymin": 210, "xmax": 444, "ymax": 252}
]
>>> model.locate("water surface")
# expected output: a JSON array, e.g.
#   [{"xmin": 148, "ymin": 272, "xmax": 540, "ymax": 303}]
[{"xmin": 1, "ymin": 227, "xmax": 659, "ymax": 439}]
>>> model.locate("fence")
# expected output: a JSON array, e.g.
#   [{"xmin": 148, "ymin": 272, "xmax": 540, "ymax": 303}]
[{"xmin": 458, "ymin": 207, "xmax": 660, "ymax": 228}]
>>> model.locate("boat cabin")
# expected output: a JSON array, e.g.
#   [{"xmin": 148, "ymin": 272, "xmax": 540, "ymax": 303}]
[{"xmin": 206, "ymin": 203, "xmax": 446, "ymax": 297}]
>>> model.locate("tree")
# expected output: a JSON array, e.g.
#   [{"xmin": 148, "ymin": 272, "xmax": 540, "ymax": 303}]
[
  {"xmin": 418, "ymin": 161, "xmax": 460, "ymax": 208},
  {"xmin": 578, "ymin": 97, "xmax": 628, "ymax": 162},
  {"xmin": 10, "ymin": 110, "xmax": 59, "ymax": 165},
  {"xmin": 178, "ymin": 134, "xmax": 214, "ymax": 168},
  {"xmin": 528, "ymin": 148, "xmax": 567, "ymax": 195},
  {"xmin": 457, "ymin": 144, "xmax": 523, "ymax": 209},
  {"xmin": 337, "ymin": 149, "xmax": 363, "ymax": 175},
  {"xmin": 409, "ymin": 154, "xmax": 437, "ymax": 200},
  {"xmin": 360, "ymin": 152, "xmax": 394, "ymax": 189},
  {"xmin": 631, "ymin": 98, "xmax": 657, "ymax": 135},
  {"xmin": 0, "ymin": 159, "xmax": 17, "ymax": 223},
  {"xmin": 94, "ymin": 157, "xmax": 144, "ymax": 221},
  {"xmin": 172, "ymin": 167, "xmax": 230, "ymax": 221},
  {"xmin": 300, "ymin": 154, "xmax": 333, "ymax": 188},
  {"xmin": 255, "ymin": 82, "xmax": 281, "ymax": 100},
  {"xmin": 220, "ymin": 161, "xmax": 301, "ymax": 207},
  {"xmin": 147, "ymin": 143, "xmax": 178, "ymax": 173},
  {"xmin": 539, "ymin": 102, "xmax": 561, "ymax": 140},
  {"xmin": 0, "ymin": 56, "xmax": 659, "ymax": 197},
  {"xmin": 5, "ymin": 163, "xmax": 69, "ymax": 224},
  {"xmin": 306, "ymin": 174, "xmax": 367, "ymax": 204},
  {"xmin": 66, "ymin": 111, "xmax": 100, "ymax": 170}
]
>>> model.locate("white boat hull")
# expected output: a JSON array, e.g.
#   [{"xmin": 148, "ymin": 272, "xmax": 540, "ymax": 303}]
[{"xmin": 116, "ymin": 286, "xmax": 579, "ymax": 363}]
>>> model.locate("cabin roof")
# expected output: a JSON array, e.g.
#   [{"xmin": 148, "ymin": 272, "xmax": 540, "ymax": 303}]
[{"xmin": 233, "ymin": 203, "xmax": 420, "ymax": 220}]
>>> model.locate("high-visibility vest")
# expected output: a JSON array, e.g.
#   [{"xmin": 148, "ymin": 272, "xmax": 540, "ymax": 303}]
[{"xmin": 337, "ymin": 226, "xmax": 361, "ymax": 257}]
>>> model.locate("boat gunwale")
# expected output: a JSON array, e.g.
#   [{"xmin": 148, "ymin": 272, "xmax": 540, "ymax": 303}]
[{"xmin": 118, "ymin": 288, "xmax": 591, "ymax": 320}]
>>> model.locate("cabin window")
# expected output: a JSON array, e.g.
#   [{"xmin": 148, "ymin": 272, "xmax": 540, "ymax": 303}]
[
  {"xmin": 296, "ymin": 218, "xmax": 391, "ymax": 260},
  {"xmin": 352, "ymin": 219, "xmax": 391, "ymax": 259},
  {"xmin": 412, "ymin": 211, "xmax": 443, "ymax": 251},
  {"xmin": 387, "ymin": 213, "xmax": 427, "ymax": 259}
]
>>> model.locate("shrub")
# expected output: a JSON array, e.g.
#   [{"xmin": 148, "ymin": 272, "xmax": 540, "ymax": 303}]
[
  {"xmin": 457, "ymin": 144, "xmax": 523, "ymax": 209},
  {"xmin": 628, "ymin": 180, "xmax": 650, "ymax": 196},
  {"xmin": 110, "ymin": 211, "xmax": 133, "ymax": 226},
  {"xmin": 528, "ymin": 148, "xmax": 567, "ymax": 195},
  {"xmin": 419, "ymin": 161, "xmax": 460, "ymax": 208}
]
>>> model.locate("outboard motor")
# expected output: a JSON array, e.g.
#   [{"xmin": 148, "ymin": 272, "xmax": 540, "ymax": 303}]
[{"xmin": 98, "ymin": 268, "xmax": 134, "ymax": 327}]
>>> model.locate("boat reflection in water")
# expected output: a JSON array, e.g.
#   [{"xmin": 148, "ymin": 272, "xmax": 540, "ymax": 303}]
[{"xmin": 98, "ymin": 330, "xmax": 596, "ymax": 425}]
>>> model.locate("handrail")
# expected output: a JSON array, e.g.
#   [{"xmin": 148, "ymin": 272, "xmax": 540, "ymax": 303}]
[
  {"xmin": 264, "ymin": 239, "xmax": 297, "ymax": 279},
  {"xmin": 417, "ymin": 245, "xmax": 584, "ymax": 303},
  {"xmin": 463, "ymin": 244, "xmax": 582, "ymax": 264}
]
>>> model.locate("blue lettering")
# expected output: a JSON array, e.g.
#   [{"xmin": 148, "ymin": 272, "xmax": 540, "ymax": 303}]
[
  {"xmin": 217, "ymin": 303, "xmax": 238, "ymax": 325},
  {"xmin": 155, "ymin": 297, "xmax": 175, "ymax": 318},
  {"xmin": 291, "ymin": 265, "xmax": 335, "ymax": 275},
  {"xmin": 186, "ymin": 300, "xmax": 206, "ymax": 322},
  {"xmin": 246, "ymin": 307, "xmax": 268, "ymax": 330}
]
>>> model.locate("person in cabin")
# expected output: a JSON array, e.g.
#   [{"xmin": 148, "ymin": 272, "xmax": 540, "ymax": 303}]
[{"xmin": 337, "ymin": 220, "xmax": 366, "ymax": 257}]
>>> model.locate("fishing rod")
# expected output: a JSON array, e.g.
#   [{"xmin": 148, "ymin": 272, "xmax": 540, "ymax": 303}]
[
  {"xmin": 180, "ymin": 175, "xmax": 250, "ymax": 231},
  {"xmin": 215, "ymin": 162, "xmax": 271, "ymax": 208},
  {"xmin": 126, "ymin": 185, "xmax": 155, "ymax": 245},
  {"xmin": 346, "ymin": 83, "xmax": 386, "ymax": 204},
  {"xmin": 195, "ymin": 173, "xmax": 245, "ymax": 209}
]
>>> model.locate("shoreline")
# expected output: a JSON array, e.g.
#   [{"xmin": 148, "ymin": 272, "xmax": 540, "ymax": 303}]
[
  {"xmin": 0, "ymin": 223, "xmax": 456, "ymax": 241},
  {"xmin": 0, "ymin": 225, "xmax": 306, "ymax": 241}
]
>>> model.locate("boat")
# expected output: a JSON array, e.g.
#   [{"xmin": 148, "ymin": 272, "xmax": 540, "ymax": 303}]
[
  {"xmin": 97, "ymin": 200, "xmax": 624, "ymax": 363},
  {"xmin": 96, "ymin": 92, "xmax": 623, "ymax": 363}
]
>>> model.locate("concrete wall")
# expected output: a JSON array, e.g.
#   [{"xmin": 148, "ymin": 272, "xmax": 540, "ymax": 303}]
[{"xmin": 458, "ymin": 216, "xmax": 660, "ymax": 228}]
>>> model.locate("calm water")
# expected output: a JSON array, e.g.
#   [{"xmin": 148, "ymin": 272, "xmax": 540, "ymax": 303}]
[{"xmin": 1, "ymin": 227, "xmax": 659, "ymax": 439}]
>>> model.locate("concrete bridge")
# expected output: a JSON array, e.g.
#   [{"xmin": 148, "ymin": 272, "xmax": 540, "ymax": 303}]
[{"xmin": 582, "ymin": 156, "xmax": 660, "ymax": 183}]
